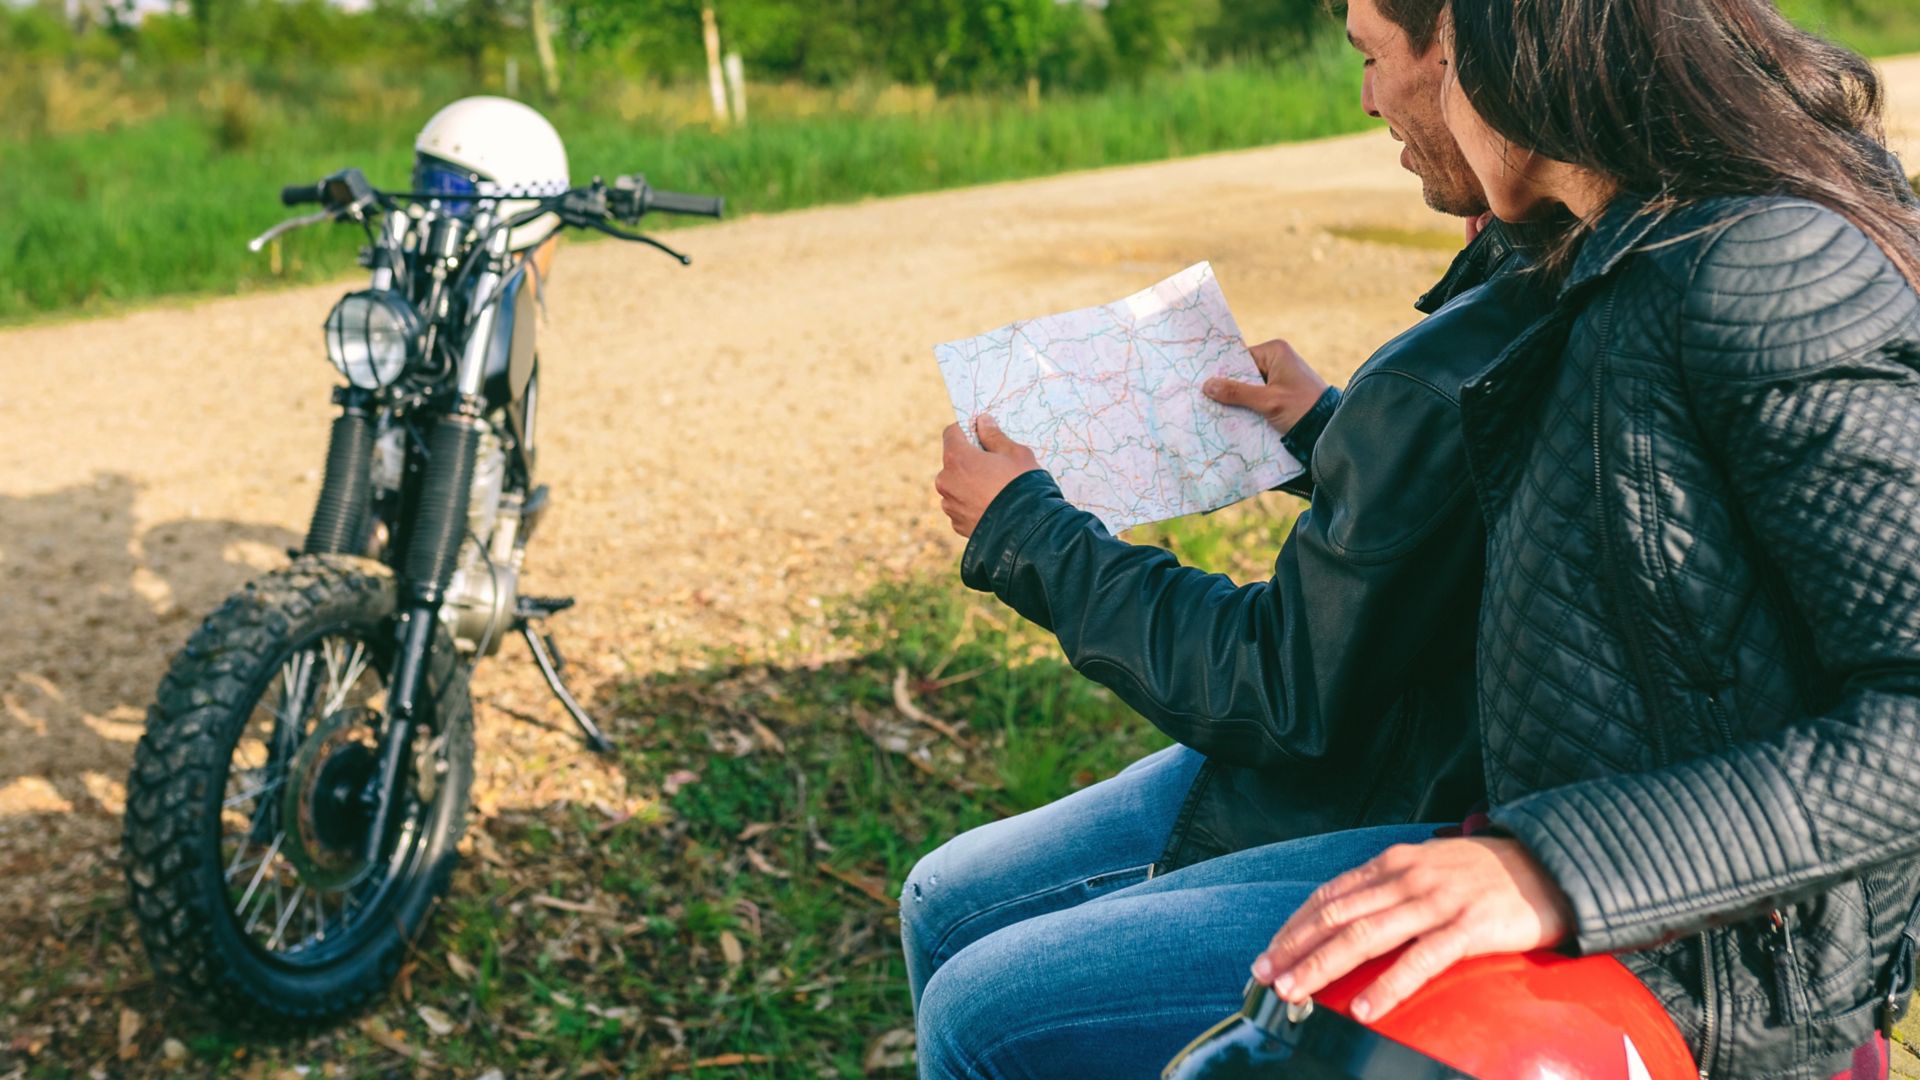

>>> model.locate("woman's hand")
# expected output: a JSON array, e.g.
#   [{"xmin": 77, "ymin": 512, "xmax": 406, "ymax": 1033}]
[{"xmin": 1252, "ymin": 837, "xmax": 1574, "ymax": 1021}]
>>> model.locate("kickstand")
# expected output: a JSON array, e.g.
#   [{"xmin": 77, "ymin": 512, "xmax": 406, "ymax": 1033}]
[{"xmin": 519, "ymin": 623, "xmax": 616, "ymax": 754}]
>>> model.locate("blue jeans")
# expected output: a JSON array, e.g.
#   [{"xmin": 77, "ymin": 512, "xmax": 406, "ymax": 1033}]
[{"xmin": 901, "ymin": 745, "xmax": 1439, "ymax": 1079}]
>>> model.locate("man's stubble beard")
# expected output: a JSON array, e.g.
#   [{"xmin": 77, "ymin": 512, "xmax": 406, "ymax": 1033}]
[
  {"xmin": 1422, "ymin": 176, "xmax": 1490, "ymax": 219},
  {"xmin": 1402, "ymin": 119, "xmax": 1489, "ymax": 219}
]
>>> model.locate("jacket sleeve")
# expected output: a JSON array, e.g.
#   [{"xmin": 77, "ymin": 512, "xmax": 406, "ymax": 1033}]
[
  {"xmin": 1275, "ymin": 386, "xmax": 1341, "ymax": 500},
  {"xmin": 960, "ymin": 371, "xmax": 1482, "ymax": 769},
  {"xmin": 1491, "ymin": 204, "xmax": 1920, "ymax": 954}
]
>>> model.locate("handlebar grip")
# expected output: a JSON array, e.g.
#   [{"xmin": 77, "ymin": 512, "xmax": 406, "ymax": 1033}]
[
  {"xmin": 281, "ymin": 184, "xmax": 325, "ymax": 207},
  {"xmin": 648, "ymin": 190, "xmax": 725, "ymax": 218}
]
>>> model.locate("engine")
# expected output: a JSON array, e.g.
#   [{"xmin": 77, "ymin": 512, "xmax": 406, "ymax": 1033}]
[{"xmin": 439, "ymin": 423, "xmax": 524, "ymax": 656}]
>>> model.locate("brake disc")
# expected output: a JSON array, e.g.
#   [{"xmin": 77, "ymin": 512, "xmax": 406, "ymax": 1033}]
[{"xmin": 281, "ymin": 706, "xmax": 381, "ymax": 892}]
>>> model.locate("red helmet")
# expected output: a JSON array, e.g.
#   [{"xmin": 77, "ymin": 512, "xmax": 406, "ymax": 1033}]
[{"xmin": 1164, "ymin": 950, "xmax": 1696, "ymax": 1079}]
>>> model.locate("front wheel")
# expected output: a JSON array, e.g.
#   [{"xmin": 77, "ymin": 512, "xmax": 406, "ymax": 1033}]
[{"xmin": 123, "ymin": 556, "xmax": 473, "ymax": 1027}]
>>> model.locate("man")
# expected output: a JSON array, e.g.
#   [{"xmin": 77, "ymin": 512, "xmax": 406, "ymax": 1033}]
[{"xmin": 903, "ymin": 0, "xmax": 1553, "ymax": 1074}]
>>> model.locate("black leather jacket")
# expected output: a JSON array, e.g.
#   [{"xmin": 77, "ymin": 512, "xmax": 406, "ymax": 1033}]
[
  {"xmin": 960, "ymin": 227, "xmax": 1547, "ymax": 869},
  {"xmin": 1463, "ymin": 195, "xmax": 1920, "ymax": 1077}
]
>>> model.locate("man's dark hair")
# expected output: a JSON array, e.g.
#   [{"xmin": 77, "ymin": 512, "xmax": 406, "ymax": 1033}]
[{"xmin": 1321, "ymin": 0, "xmax": 1450, "ymax": 55}]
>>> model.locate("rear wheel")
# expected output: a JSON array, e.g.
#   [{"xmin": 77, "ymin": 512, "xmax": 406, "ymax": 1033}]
[{"xmin": 123, "ymin": 556, "xmax": 473, "ymax": 1027}]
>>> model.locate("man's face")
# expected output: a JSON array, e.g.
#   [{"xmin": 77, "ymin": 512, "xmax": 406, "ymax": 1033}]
[{"xmin": 1347, "ymin": 0, "xmax": 1486, "ymax": 218}]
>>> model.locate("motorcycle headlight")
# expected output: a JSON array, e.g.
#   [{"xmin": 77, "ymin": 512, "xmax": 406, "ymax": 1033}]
[{"xmin": 323, "ymin": 290, "xmax": 420, "ymax": 389}]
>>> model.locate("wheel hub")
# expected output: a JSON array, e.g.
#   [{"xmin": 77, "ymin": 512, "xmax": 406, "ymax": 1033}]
[{"xmin": 282, "ymin": 706, "xmax": 380, "ymax": 892}]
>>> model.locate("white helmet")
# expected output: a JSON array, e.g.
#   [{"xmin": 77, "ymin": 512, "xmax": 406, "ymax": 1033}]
[{"xmin": 413, "ymin": 96, "xmax": 569, "ymax": 251}]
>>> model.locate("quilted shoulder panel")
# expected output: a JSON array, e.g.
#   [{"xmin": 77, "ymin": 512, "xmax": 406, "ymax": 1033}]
[{"xmin": 1676, "ymin": 199, "xmax": 1919, "ymax": 382}]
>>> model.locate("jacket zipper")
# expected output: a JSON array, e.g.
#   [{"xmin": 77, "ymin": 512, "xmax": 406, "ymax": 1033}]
[
  {"xmin": 1767, "ymin": 908, "xmax": 1803, "ymax": 1023},
  {"xmin": 1705, "ymin": 688, "xmax": 1736, "ymax": 748},
  {"xmin": 1697, "ymin": 932, "xmax": 1718, "ymax": 1079}
]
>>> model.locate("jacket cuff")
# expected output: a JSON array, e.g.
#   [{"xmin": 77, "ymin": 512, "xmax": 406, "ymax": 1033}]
[
  {"xmin": 960, "ymin": 470, "xmax": 1070, "ymax": 594},
  {"xmin": 1486, "ymin": 799, "xmax": 1621, "ymax": 956},
  {"xmin": 1280, "ymin": 386, "xmax": 1341, "ymax": 470},
  {"xmin": 1489, "ymin": 769, "xmax": 1799, "ymax": 956}
]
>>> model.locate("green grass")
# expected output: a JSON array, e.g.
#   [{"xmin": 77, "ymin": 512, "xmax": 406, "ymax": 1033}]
[
  {"xmin": 1780, "ymin": 0, "xmax": 1920, "ymax": 57},
  {"xmin": 0, "ymin": 42, "xmax": 1366, "ymax": 323},
  {"xmin": 0, "ymin": 501, "xmax": 1303, "ymax": 1077}
]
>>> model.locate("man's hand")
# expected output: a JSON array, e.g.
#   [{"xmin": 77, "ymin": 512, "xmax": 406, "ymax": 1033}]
[
  {"xmin": 936, "ymin": 415, "xmax": 1042, "ymax": 538},
  {"xmin": 1251, "ymin": 838, "xmax": 1573, "ymax": 1022},
  {"xmin": 1202, "ymin": 339, "xmax": 1331, "ymax": 435}
]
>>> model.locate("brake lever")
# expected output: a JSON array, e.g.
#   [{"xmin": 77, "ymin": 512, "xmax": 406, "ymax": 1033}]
[
  {"xmin": 247, "ymin": 208, "xmax": 340, "ymax": 253},
  {"xmin": 586, "ymin": 219, "xmax": 693, "ymax": 266}
]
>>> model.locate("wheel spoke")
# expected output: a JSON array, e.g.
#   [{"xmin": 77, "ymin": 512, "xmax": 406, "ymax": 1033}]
[
  {"xmin": 208, "ymin": 626, "xmax": 425, "ymax": 961},
  {"xmin": 267, "ymin": 884, "xmax": 306, "ymax": 951},
  {"xmin": 323, "ymin": 642, "xmax": 370, "ymax": 718},
  {"xmin": 225, "ymin": 849, "xmax": 264, "ymax": 883},
  {"xmin": 278, "ymin": 650, "xmax": 316, "ymax": 730},
  {"xmin": 234, "ymin": 830, "xmax": 285, "ymax": 922},
  {"xmin": 223, "ymin": 776, "xmax": 285, "ymax": 809}
]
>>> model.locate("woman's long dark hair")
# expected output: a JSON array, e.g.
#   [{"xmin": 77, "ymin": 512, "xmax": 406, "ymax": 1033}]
[{"xmin": 1447, "ymin": 0, "xmax": 1920, "ymax": 286}]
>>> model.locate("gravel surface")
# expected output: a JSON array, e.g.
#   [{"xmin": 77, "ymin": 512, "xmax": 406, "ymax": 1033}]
[{"xmin": 2, "ymin": 53, "xmax": 1916, "ymax": 1032}]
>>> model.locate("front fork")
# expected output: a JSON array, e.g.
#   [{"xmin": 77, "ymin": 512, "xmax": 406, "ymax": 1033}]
[
  {"xmin": 360, "ymin": 217, "xmax": 514, "ymax": 860},
  {"xmin": 361, "ymin": 407, "xmax": 486, "ymax": 859}
]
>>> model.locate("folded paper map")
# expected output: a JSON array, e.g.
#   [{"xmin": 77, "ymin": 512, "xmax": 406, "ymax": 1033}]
[{"xmin": 934, "ymin": 262, "xmax": 1303, "ymax": 534}]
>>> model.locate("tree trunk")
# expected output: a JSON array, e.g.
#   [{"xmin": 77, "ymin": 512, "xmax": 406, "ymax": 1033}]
[
  {"xmin": 530, "ymin": 0, "xmax": 560, "ymax": 97},
  {"xmin": 702, "ymin": 7, "xmax": 732, "ymax": 128}
]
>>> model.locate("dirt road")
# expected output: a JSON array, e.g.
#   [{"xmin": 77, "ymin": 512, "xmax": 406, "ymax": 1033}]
[{"xmin": 4, "ymin": 55, "xmax": 1918, "ymax": 942}]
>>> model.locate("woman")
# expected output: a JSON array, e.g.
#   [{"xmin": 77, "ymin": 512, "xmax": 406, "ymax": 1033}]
[{"xmin": 1249, "ymin": 0, "xmax": 1920, "ymax": 1076}]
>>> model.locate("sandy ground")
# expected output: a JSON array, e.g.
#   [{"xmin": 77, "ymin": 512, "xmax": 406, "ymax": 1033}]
[{"xmin": 2, "ymin": 48, "xmax": 1918, "ymax": 1022}]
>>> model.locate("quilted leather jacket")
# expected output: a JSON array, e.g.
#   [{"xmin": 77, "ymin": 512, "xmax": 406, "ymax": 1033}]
[
  {"xmin": 960, "ymin": 226, "xmax": 1547, "ymax": 869},
  {"xmin": 1464, "ymin": 195, "xmax": 1920, "ymax": 1077}
]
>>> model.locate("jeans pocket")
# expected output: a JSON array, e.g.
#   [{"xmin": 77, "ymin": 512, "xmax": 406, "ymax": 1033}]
[{"xmin": 1082, "ymin": 863, "xmax": 1155, "ymax": 896}]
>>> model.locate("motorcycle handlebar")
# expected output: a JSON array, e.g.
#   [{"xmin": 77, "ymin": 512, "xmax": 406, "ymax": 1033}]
[
  {"xmin": 646, "ymin": 190, "xmax": 725, "ymax": 218},
  {"xmin": 281, "ymin": 184, "xmax": 326, "ymax": 207}
]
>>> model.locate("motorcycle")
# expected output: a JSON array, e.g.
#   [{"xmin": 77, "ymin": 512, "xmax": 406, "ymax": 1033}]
[{"xmin": 122, "ymin": 160, "xmax": 722, "ymax": 1026}]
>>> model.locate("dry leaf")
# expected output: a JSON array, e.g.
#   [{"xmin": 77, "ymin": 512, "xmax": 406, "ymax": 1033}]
[
  {"xmin": 748, "ymin": 717, "xmax": 787, "ymax": 755},
  {"xmin": 892, "ymin": 666, "xmax": 974, "ymax": 746},
  {"xmin": 360, "ymin": 1017, "xmax": 435, "ymax": 1065},
  {"xmin": 733, "ymin": 897, "xmax": 763, "ymax": 938},
  {"xmin": 718, "ymin": 930, "xmax": 744, "ymax": 967},
  {"xmin": 583, "ymin": 1002, "xmax": 637, "ymax": 1025},
  {"xmin": 736, "ymin": 822, "xmax": 777, "ymax": 842},
  {"xmin": 665, "ymin": 1054, "xmax": 773, "ymax": 1072},
  {"xmin": 817, "ymin": 862, "xmax": 896, "ymax": 907},
  {"xmin": 863, "ymin": 1027, "xmax": 916, "ymax": 1071},
  {"xmin": 532, "ymin": 893, "xmax": 616, "ymax": 917},
  {"xmin": 663, "ymin": 769, "xmax": 701, "ymax": 796},
  {"xmin": 416, "ymin": 1004, "xmax": 455, "ymax": 1038},
  {"xmin": 445, "ymin": 951, "xmax": 477, "ymax": 982},
  {"xmin": 117, "ymin": 1008, "xmax": 142, "ymax": 1061},
  {"xmin": 744, "ymin": 847, "xmax": 791, "ymax": 879}
]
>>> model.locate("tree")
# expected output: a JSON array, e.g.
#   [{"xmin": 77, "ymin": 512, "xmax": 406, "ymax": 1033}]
[
  {"xmin": 1105, "ymin": 0, "xmax": 1207, "ymax": 72},
  {"xmin": 1198, "ymin": 0, "xmax": 1321, "ymax": 59}
]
